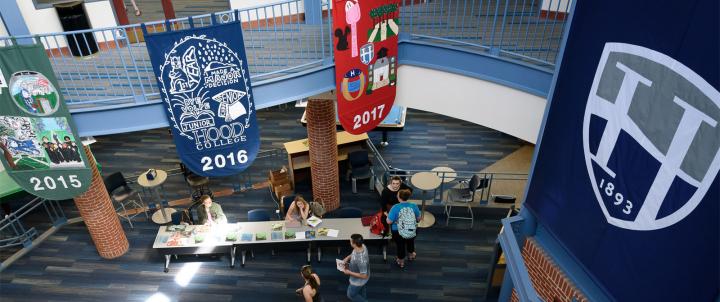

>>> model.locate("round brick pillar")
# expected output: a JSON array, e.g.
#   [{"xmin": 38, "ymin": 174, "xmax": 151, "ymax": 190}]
[
  {"xmin": 306, "ymin": 98, "xmax": 340, "ymax": 211},
  {"xmin": 73, "ymin": 145, "xmax": 129, "ymax": 259}
]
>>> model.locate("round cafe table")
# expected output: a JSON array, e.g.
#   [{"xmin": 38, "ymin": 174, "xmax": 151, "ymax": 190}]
[
  {"xmin": 411, "ymin": 172, "xmax": 442, "ymax": 228},
  {"xmin": 137, "ymin": 169, "xmax": 173, "ymax": 224},
  {"xmin": 432, "ymin": 166, "xmax": 456, "ymax": 202}
]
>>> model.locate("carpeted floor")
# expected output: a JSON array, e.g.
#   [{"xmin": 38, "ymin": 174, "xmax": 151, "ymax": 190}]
[{"xmin": 0, "ymin": 106, "xmax": 527, "ymax": 302}]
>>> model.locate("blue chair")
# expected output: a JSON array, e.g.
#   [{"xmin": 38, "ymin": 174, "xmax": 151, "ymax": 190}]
[
  {"xmin": 334, "ymin": 207, "xmax": 363, "ymax": 218},
  {"xmin": 247, "ymin": 209, "xmax": 272, "ymax": 222}
]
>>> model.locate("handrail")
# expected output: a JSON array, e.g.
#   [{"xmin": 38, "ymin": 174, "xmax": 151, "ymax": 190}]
[
  {"xmin": 0, "ymin": 0, "xmax": 567, "ymax": 112},
  {"xmin": 499, "ymin": 215, "xmax": 542, "ymax": 301}
]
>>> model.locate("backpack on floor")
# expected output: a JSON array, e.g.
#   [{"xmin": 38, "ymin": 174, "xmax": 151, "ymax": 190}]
[{"xmin": 397, "ymin": 206, "xmax": 417, "ymax": 239}]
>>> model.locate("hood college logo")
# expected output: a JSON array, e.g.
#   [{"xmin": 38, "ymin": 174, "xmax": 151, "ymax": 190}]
[{"xmin": 582, "ymin": 43, "xmax": 720, "ymax": 231}]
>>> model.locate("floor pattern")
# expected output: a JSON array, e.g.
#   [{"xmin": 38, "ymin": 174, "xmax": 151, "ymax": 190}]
[{"xmin": 0, "ymin": 106, "xmax": 526, "ymax": 302}]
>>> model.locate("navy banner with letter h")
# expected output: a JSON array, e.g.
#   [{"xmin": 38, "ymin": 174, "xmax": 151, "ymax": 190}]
[
  {"xmin": 143, "ymin": 14, "xmax": 259, "ymax": 177},
  {"xmin": 524, "ymin": 0, "xmax": 718, "ymax": 301}
]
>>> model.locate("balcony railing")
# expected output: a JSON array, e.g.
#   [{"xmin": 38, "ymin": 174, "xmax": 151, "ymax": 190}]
[{"xmin": 0, "ymin": 0, "xmax": 568, "ymax": 110}]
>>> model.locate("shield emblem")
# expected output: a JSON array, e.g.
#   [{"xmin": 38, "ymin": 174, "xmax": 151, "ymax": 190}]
[
  {"xmin": 360, "ymin": 43, "xmax": 374, "ymax": 65},
  {"xmin": 582, "ymin": 43, "xmax": 720, "ymax": 230}
]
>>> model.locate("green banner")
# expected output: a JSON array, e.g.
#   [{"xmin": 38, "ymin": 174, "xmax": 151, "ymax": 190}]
[{"xmin": 0, "ymin": 42, "xmax": 91, "ymax": 200}]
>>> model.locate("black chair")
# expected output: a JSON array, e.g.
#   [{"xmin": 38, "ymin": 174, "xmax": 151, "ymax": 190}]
[
  {"xmin": 180, "ymin": 163, "xmax": 212, "ymax": 203},
  {"xmin": 444, "ymin": 174, "xmax": 485, "ymax": 228},
  {"xmin": 333, "ymin": 207, "xmax": 363, "ymax": 218},
  {"xmin": 104, "ymin": 172, "xmax": 147, "ymax": 228},
  {"xmin": 280, "ymin": 195, "xmax": 296, "ymax": 219},
  {"xmin": 347, "ymin": 150, "xmax": 375, "ymax": 194}
]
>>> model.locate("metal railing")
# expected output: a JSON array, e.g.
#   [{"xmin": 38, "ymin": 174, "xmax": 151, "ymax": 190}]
[
  {"xmin": 0, "ymin": 0, "xmax": 568, "ymax": 112},
  {"xmin": 0, "ymin": 197, "xmax": 66, "ymax": 255},
  {"xmin": 366, "ymin": 138, "xmax": 528, "ymax": 205}
]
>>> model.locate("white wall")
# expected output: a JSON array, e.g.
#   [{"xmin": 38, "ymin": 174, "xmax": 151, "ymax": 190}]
[
  {"xmin": 230, "ymin": 0, "xmax": 305, "ymax": 22},
  {"xmin": 15, "ymin": 0, "xmax": 117, "ymax": 49},
  {"xmin": 395, "ymin": 65, "xmax": 546, "ymax": 143},
  {"xmin": 0, "ymin": 18, "xmax": 9, "ymax": 37},
  {"xmin": 541, "ymin": 0, "xmax": 572, "ymax": 12}
]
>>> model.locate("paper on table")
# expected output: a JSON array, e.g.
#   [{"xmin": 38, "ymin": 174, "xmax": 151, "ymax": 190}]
[
  {"xmin": 336, "ymin": 259, "xmax": 345, "ymax": 272},
  {"xmin": 295, "ymin": 231, "xmax": 306, "ymax": 239},
  {"xmin": 327, "ymin": 229, "xmax": 339, "ymax": 237}
]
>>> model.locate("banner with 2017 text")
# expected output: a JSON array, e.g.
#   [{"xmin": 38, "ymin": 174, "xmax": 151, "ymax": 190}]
[
  {"xmin": 143, "ymin": 17, "xmax": 260, "ymax": 177},
  {"xmin": 333, "ymin": 0, "xmax": 400, "ymax": 134},
  {"xmin": 0, "ymin": 43, "xmax": 91, "ymax": 200}
]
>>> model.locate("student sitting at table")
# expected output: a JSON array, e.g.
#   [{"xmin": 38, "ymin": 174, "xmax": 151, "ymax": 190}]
[
  {"xmin": 197, "ymin": 195, "xmax": 227, "ymax": 225},
  {"xmin": 285, "ymin": 195, "xmax": 310, "ymax": 222}
]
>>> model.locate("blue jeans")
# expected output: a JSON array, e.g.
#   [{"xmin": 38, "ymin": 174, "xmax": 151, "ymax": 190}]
[{"xmin": 347, "ymin": 284, "xmax": 367, "ymax": 302}]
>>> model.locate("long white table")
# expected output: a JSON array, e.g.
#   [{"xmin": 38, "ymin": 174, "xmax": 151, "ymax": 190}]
[{"xmin": 152, "ymin": 218, "xmax": 389, "ymax": 271}]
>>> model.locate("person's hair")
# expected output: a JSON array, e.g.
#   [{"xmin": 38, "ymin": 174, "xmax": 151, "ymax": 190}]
[
  {"xmin": 293, "ymin": 195, "xmax": 308, "ymax": 211},
  {"xmin": 398, "ymin": 189, "xmax": 412, "ymax": 201},
  {"xmin": 350, "ymin": 234, "xmax": 364, "ymax": 247},
  {"xmin": 301, "ymin": 265, "xmax": 319, "ymax": 290},
  {"xmin": 63, "ymin": 136, "xmax": 71, "ymax": 141},
  {"xmin": 200, "ymin": 195, "xmax": 212, "ymax": 203},
  {"xmin": 390, "ymin": 176, "xmax": 402, "ymax": 183}
]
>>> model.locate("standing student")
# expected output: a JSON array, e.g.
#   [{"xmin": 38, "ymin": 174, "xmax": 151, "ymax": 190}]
[
  {"xmin": 296, "ymin": 265, "xmax": 322, "ymax": 302},
  {"xmin": 342, "ymin": 234, "xmax": 370, "ymax": 302},
  {"xmin": 379, "ymin": 176, "xmax": 413, "ymax": 235},
  {"xmin": 386, "ymin": 189, "xmax": 421, "ymax": 268}
]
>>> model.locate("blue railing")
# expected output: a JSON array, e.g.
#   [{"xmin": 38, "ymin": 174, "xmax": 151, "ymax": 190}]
[{"xmin": 0, "ymin": 0, "xmax": 568, "ymax": 110}]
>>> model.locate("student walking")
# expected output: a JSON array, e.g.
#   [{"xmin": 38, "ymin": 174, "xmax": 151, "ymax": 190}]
[
  {"xmin": 386, "ymin": 189, "xmax": 421, "ymax": 268},
  {"xmin": 342, "ymin": 234, "xmax": 370, "ymax": 302},
  {"xmin": 297, "ymin": 265, "xmax": 322, "ymax": 302}
]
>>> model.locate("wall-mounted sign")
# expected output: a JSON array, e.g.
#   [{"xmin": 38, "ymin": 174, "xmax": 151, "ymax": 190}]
[
  {"xmin": 143, "ymin": 16, "xmax": 259, "ymax": 177},
  {"xmin": 333, "ymin": 0, "xmax": 399, "ymax": 134},
  {"xmin": 524, "ymin": 1, "xmax": 718, "ymax": 301},
  {"xmin": 0, "ymin": 44, "xmax": 91, "ymax": 200}
]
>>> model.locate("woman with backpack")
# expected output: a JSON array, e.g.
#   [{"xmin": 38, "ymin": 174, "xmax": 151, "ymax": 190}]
[{"xmin": 386, "ymin": 189, "xmax": 421, "ymax": 268}]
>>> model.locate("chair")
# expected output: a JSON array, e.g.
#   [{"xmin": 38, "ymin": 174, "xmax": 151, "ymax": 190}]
[
  {"xmin": 347, "ymin": 150, "xmax": 375, "ymax": 194},
  {"xmin": 444, "ymin": 174, "xmax": 486, "ymax": 228},
  {"xmin": 333, "ymin": 207, "xmax": 363, "ymax": 218},
  {"xmin": 245, "ymin": 209, "xmax": 272, "ymax": 262},
  {"xmin": 248, "ymin": 209, "xmax": 272, "ymax": 222},
  {"xmin": 104, "ymin": 172, "xmax": 148, "ymax": 228},
  {"xmin": 180, "ymin": 163, "xmax": 212, "ymax": 203},
  {"xmin": 280, "ymin": 195, "xmax": 296, "ymax": 219}
]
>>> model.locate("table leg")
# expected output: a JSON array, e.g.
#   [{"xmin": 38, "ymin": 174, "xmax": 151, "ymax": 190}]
[
  {"xmin": 164, "ymin": 254, "xmax": 171, "ymax": 273},
  {"xmin": 418, "ymin": 195, "xmax": 436, "ymax": 228},
  {"xmin": 317, "ymin": 247, "xmax": 322, "ymax": 262},
  {"xmin": 306, "ymin": 245, "xmax": 311, "ymax": 264},
  {"xmin": 381, "ymin": 131, "xmax": 389, "ymax": 146},
  {"xmin": 230, "ymin": 247, "xmax": 236, "ymax": 268},
  {"xmin": 383, "ymin": 243, "xmax": 387, "ymax": 262},
  {"xmin": 241, "ymin": 250, "xmax": 246, "ymax": 267},
  {"xmin": 157, "ymin": 188, "xmax": 168, "ymax": 222}
]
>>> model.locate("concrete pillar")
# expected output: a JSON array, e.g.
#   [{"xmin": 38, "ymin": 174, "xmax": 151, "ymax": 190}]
[
  {"xmin": 73, "ymin": 145, "xmax": 129, "ymax": 259},
  {"xmin": 306, "ymin": 97, "xmax": 340, "ymax": 211}
]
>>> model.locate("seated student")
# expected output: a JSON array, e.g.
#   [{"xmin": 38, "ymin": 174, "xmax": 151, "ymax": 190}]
[
  {"xmin": 379, "ymin": 176, "xmax": 413, "ymax": 234},
  {"xmin": 286, "ymin": 195, "xmax": 310, "ymax": 222},
  {"xmin": 197, "ymin": 195, "xmax": 227, "ymax": 225}
]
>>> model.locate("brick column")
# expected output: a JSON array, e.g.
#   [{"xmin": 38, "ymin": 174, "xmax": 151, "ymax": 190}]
[
  {"xmin": 306, "ymin": 98, "xmax": 340, "ymax": 211},
  {"xmin": 73, "ymin": 145, "xmax": 129, "ymax": 259}
]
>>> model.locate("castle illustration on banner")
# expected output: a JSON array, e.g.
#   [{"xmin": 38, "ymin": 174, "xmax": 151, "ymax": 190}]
[{"xmin": 159, "ymin": 35, "xmax": 253, "ymax": 151}]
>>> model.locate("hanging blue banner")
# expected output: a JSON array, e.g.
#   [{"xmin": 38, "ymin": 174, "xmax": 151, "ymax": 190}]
[
  {"xmin": 143, "ymin": 15, "xmax": 259, "ymax": 177},
  {"xmin": 524, "ymin": 0, "xmax": 718, "ymax": 301}
]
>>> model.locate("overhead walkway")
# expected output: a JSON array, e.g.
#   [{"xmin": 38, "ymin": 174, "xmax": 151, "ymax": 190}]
[{"xmin": 0, "ymin": 0, "xmax": 567, "ymax": 136}]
